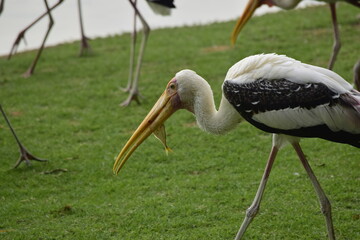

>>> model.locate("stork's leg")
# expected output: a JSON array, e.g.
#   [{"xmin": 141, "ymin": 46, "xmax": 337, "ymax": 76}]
[
  {"xmin": 8, "ymin": 0, "xmax": 64, "ymax": 70},
  {"xmin": 0, "ymin": 0, "xmax": 4, "ymax": 15},
  {"xmin": 235, "ymin": 145, "xmax": 279, "ymax": 240},
  {"xmin": 77, "ymin": 0, "xmax": 91, "ymax": 56},
  {"xmin": 327, "ymin": 3, "xmax": 341, "ymax": 70},
  {"xmin": 120, "ymin": 0, "xmax": 150, "ymax": 107},
  {"xmin": 21, "ymin": 0, "xmax": 57, "ymax": 78},
  {"xmin": 353, "ymin": 60, "xmax": 360, "ymax": 90},
  {"xmin": 0, "ymin": 105, "xmax": 47, "ymax": 168},
  {"xmin": 292, "ymin": 143, "xmax": 335, "ymax": 240},
  {"xmin": 122, "ymin": 0, "xmax": 138, "ymax": 93}
]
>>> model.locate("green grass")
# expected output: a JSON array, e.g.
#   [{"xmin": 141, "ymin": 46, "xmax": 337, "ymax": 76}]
[{"xmin": 0, "ymin": 4, "xmax": 359, "ymax": 239}]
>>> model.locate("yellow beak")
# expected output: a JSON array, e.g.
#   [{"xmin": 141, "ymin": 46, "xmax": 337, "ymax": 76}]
[
  {"xmin": 113, "ymin": 87, "xmax": 178, "ymax": 175},
  {"xmin": 231, "ymin": 0, "xmax": 261, "ymax": 45}
]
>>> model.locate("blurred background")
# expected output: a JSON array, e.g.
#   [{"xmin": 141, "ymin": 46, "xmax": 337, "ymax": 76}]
[{"xmin": 0, "ymin": 0, "xmax": 321, "ymax": 56}]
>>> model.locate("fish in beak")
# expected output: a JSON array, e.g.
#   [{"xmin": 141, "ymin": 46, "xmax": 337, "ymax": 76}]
[
  {"xmin": 113, "ymin": 79, "xmax": 180, "ymax": 175},
  {"xmin": 231, "ymin": 0, "xmax": 263, "ymax": 45},
  {"xmin": 153, "ymin": 124, "xmax": 173, "ymax": 155}
]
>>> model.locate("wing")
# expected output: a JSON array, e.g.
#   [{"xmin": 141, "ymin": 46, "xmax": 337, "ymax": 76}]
[
  {"xmin": 223, "ymin": 78, "xmax": 360, "ymax": 148},
  {"xmin": 146, "ymin": 0, "xmax": 175, "ymax": 16},
  {"xmin": 147, "ymin": 0, "xmax": 176, "ymax": 8}
]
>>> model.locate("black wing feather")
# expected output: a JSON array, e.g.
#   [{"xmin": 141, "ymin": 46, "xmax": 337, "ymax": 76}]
[
  {"xmin": 223, "ymin": 78, "xmax": 339, "ymax": 116},
  {"xmin": 147, "ymin": 0, "xmax": 176, "ymax": 8},
  {"xmin": 223, "ymin": 78, "xmax": 360, "ymax": 148}
]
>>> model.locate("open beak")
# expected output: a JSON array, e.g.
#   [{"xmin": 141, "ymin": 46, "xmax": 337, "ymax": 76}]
[
  {"xmin": 113, "ymin": 86, "xmax": 178, "ymax": 175},
  {"xmin": 231, "ymin": 0, "xmax": 262, "ymax": 45}
]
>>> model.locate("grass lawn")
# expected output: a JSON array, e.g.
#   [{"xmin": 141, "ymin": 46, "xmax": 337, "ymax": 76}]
[{"xmin": 0, "ymin": 4, "xmax": 359, "ymax": 240}]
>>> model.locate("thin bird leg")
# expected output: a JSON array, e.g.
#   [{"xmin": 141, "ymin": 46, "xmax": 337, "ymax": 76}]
[
  {"xmin": 7, "ymin": 0, "xmax": 63, "ymax": 61},
  {"xmin": 235, "ymin": 145, "xmax": 279, "ymax": 240},
  {"xmin": 353, "ymin": 60, "xmax": 360, "ymax": 90},
  {"xmin": 327, "ymin": 3, "xmax": 341, "ymax": 70},
  {"xmin": 22, "ymin": 0, "xmax": 57, "ymax": 78},
  {"xmin": 0, "ymin": 0, "xmax": 4, "ymax": 15},
  {"xmin": 292, "ymin": 143, "xmax": 335, "ymax": 240},
  {"xmin": 122, "ymin": 0, "xmax": 138, "ymax": 93},
  {"xmin": 0, "ymin": 105, "xmax": 47, "ymax": 168},
  {"xmin": 121, "ymin": 0, "xmax": 150, "ymax": 107},
  {"xmin": 77, "ymin": 0, "xmax": 91, "ymax": 56}
]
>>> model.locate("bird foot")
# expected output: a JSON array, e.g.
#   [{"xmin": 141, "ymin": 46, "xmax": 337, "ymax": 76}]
[
  {"xmin": 78, "ymin": 36, "xmax": 92, "ymax": 57},
  {"xmin": 22, "ymin": 68, "xmax": 33, "ymax": 78},
  {"xmin": 120, "ymin": 90, "xmax": 142, "ymax": 107},
  {"xmin": 8, "ymin": 31, "xmax": 26, "ymax": 60},
  {"xmin": 14, "ymin": 145, "xmax": 47, "ymax": 168}
]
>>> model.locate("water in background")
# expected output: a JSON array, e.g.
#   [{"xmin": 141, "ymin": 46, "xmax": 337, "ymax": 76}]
[{"xmin": 0, "ymin": 0, "xmax": 321, "ymax": 56}]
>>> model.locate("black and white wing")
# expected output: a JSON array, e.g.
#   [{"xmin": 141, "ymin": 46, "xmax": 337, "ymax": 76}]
[
  {"xmin": 146, "ymin": 0, "xmax": 175, "ymax": 16},
  {"xmin": 223, "ymin": 54, "xmax": 360, "ymax": 147}
]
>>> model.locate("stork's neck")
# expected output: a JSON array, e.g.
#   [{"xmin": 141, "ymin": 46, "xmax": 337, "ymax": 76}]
[{"xmin": 192, "ymin": 82, "xmax": 241, "ymax": 135}]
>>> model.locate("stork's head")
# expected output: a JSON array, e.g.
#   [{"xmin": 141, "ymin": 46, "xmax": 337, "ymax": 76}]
[
  {"xmin": 231, "ymin": 0, "xmax": 301, "ymax": 45},
  {"xmin": 113, "ymin": 70, "xmax": 203, "ymax": 174}
]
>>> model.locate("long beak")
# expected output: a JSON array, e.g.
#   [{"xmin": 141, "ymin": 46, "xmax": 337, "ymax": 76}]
[
  {"xmin": 113, "ymin": 90, "xmax": 177, "ymax": 174},
  {"xmin": 231, "ymin": 0, "xmax": 261, "ymax": 45}
]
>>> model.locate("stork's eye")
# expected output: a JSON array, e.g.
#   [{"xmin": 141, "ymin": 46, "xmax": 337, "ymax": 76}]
[{"xmin": 169, "ymin": 83, "xmax": 176, "ymax": 90}]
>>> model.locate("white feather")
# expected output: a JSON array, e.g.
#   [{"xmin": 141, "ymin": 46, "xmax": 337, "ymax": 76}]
[
  {"xmin": 226, "ymin": 53, "xmax": 351, "ymax": 94},
  {"xmin": 252, "ymin": 104, "xmax": 360, "ymax": 133}
]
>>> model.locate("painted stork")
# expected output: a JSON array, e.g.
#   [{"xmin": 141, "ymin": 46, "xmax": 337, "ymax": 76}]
[
  {"xmin": 7, "ymin": 0, "xmax": 90, "ymax": 77},
  {"xmin": 113, "ymin": 53, "xmax": 360, "ymax": 239},
  {"xmin": 0, "ymin": 105, "xmax": 47, "ymax": 167},
  {"xmin": 231, "ymin": 0, "xmax": 360, "ymax": 71},
  {"xmin": 121, "ymin": 0, "xmax": 176, "ymax": 106}
]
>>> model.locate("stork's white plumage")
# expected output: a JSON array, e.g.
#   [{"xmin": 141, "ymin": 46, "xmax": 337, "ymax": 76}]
[
  {"xmin": 223, "ymin": 54, "xmax": 360, "ymax": 147},
  {"xmin": 113, "ymin": 54, "xmax": 360, "ymax": 240}
]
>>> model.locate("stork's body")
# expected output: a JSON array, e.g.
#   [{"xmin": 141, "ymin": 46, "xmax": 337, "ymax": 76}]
[
  {"xmin": 113, "ymin": 54, "xmax": 360, "ymax": 239},
  {"xmin": 231, "ymin": 0, "xmax": 360, "ymax": 86},
  {"xmin": 223, "ymin": 54, "xmax": 360, "ymax": 147}
]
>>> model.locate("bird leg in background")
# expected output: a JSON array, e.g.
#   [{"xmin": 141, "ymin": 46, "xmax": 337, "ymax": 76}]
[
  {"xmin": 235, "ymin": 145, "xmax": 279, "ymax": 240},
  {"xmin": 77, "ymin": 0, "xmax": 91, "ymax": 56},
  {"xmin": 0, "ymin": 0, "xmax": 4, "ymax": 15},
  {"xmin": 7, "ymin": 0, "xmax": 63, "ymax": 59},
  {"xmin": 120, "ymin": 0, "xmax": 150, "ymax": 107},
  {"xmin": 7, "ymin": 0, "xmax": 63, "ymax": 78},
  {"xmin": 122, "ymin": 0, "xmax": 138, "ymax": 93},
  {"xmin": 353, "ymin": 60, "xmax": 360, "ymax": 90},
  {"xmin": 0, "ymin": 105, "xmax": 47, "ymax": 168},
  {"xmin": 292, "ymin": 143, "xmax": 335, "ymax": 240},
  {"xmin": 327, "ymin": 3, "xmax": 341, "ymax": 70}
]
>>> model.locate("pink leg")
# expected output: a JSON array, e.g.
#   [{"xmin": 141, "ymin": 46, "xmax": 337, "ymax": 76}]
[
  {"xmin": 235, "ymin": 145, "xmax": 279, "ymax": 240},
  {"xmin": 120, "ymin": 0, "xmax": 150, "ymax": 107},
  {"xmin": 292, "ymin": 143, "xmax": 335, "ymax": 240},
  {"xmin": 122, "ymin": 0, "xmax": 138, "ymax": 93}
]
